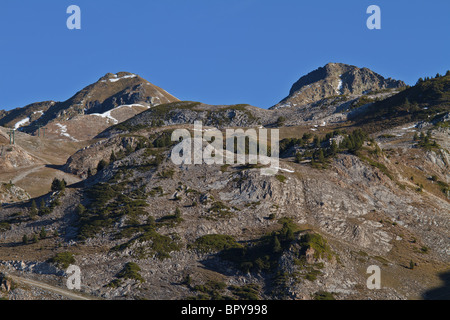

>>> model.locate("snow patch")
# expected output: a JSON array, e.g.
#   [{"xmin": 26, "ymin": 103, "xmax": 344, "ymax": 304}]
[
  {"xmin": 102, "ymin": 74, "xmax": 137, "ymax": 83},
  {"xmin": 55, "ymin": 123, "xmax": 79, "ymax": 142},
  {"xmin": 402, "ymin": 124, "xmax": 417, "ymax": 130},
  {"xmin": 89, "ymin": 104, "xmax": 147, "ymax": 124},
  {"xmin": 89, "ymin": 110, "xmax": 118, "ymax": 124},
  {"xmin": 14, "ymin": 117, "xmax": 30, "ymax": 129},
  {"xmin": 336, "ymin": 75, "xmax": 343, "ymax": 94},
  {"xmin": 274, "ymin": 167, "xmax": 295, "ymax": 173}
]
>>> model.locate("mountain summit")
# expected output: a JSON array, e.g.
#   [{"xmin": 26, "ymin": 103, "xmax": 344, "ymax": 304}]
[
  {"xmin": 0, "ymin": 72, "xmax": 179, "ymax": 140},
  {"xmin": 272, "ymin": 63, "xmax": 406, "ymax": 109}
]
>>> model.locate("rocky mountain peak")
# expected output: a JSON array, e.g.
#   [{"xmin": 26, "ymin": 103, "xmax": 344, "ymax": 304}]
[
  {"xmin": 272, "ymin": 62, "xmax": 406, "ymax": 109},
  {"xmin": 0, "ymin": 72, "xmax": 179, "ymax": 140}
]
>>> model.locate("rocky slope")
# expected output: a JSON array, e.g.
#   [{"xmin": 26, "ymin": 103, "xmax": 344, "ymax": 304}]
[
  {"xmin": 0, "ymin": 64, "xmax": 449, "ymax": 301},
  {"xmin": 1, "ymin": 116, "xmax": 448, "ymax": 300},
  {"xmin": 0, "ymin": 72, "xmax": 179, "ymax": 141},
  {"xmin": 272, "ymin": 63, "xmax": 406, "ymax": 109}
]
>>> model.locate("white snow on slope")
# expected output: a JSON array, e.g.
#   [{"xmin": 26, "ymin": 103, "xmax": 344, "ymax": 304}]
[
  {"xmin": 402, "ymin": 124, "xmax": 417, "ymax": 130},
  {"xmin": 55, "ymin": 123, "xmax": 79, "ymax": 142},
  {"xmin": 101, "ymin": 74, "xmax": 137, "ymax": 83},
  {"xmin": 14, "ymin": 117, "xmax": 30, "ymax": 129},
  {"xmin": 89, "ymin": 104, "xmax": 148, "ymax": 124},
  {"xmin": 336, "ymin": 75, "xmax": 343, "ymax": 94},
  {"xmin": 274, "ymin": 167, "xmax": 295, "ymax": 173},
  {"xmin": 90, "ymin": 110, "xmax": 118, "ymax": 124}
]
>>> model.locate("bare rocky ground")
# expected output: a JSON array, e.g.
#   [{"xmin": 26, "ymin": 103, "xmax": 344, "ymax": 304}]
[{"xmin": 0, "ymin": 121, "xmax": 448, "ymax": 300}]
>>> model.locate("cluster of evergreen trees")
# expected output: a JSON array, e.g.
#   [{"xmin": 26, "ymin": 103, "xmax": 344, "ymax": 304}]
[
  {"xmin": 291, "ymin": 129, "xmax": 368, "ymax": 167},
  {"xmin": 22, "ymin": 227, "xmax": 57, "ymax": 244},
  {"xmin": 338, "ymin": 129, "xmax": 367, "ymax": 153},
  {"xmin": 51, "ymin": 178, "xmax": 67, "ymax": 192},
  {"xmin": 416, "ymin": 70, "xmax": 450, "ymax": 85},
  {"xmin": 413, "ymin": 131, "xmax": 440, "ymax": 150}
]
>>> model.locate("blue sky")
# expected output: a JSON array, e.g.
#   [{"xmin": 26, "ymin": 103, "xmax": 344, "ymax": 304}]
[{"xmin": 1, "ymin": 0, "xmax": 449, "ymax": 110}]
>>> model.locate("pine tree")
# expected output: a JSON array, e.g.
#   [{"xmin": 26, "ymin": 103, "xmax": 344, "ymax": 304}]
[
  {"xmin": 39, "ymin": 199, "xmax": 46, "ymax": 210},
  {"xmin": 272, "ymin": 236, "xmax": 282, "ymax": 253},
  {"xmin": 330, "ymin": 140, "xmax": 338, "ymax": 156},
  {"xmin": 313, "ymin": 135, "xmax": 320, "ymax": 148},
  {"xmin": 51, "ymin": 178, "xmax": 66, "ymax": 192},
  {"xmin": 75, "ymin": 204, "xmax": 86, "ymax": 216},
  {"xmin": 276, "ymin": 116, "xmax": 286, "ymax": 127},
  {"xmin": 318, "ymin": 149, "xmax": 325, "ymax": 163},
  {"xmin": 39, "ymin": 227, "xmax": 47, "ymax": 240},
  {"xmin": 22, "ymin": 234, "xmax": 28, "ymax": 244},
  {"xmin": 30, "ymin": 200, "xmax": 38, "ymax": 218}
]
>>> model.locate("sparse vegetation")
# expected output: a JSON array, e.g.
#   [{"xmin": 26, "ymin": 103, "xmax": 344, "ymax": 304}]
[
  {"xmin": 49, "ymin": 252, "xmax": 75, "ymax": 269},
  {"xmin": 314, "ymin": 291, "xmax": 335, "ymax": 300},
  {"xmin": 117, "ymin": 262, "xmax": 145, "ymax": 283},
  {"xmin": 192, "ymin": 234, "xmax": 243, "ymax": 253}
]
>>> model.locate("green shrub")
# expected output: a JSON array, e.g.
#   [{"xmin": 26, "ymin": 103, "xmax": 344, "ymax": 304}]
[
  {"xmin": 49, "ymin": 252, "xmax": 75, "ymax": 269},
  {"xmin": 0, "ymin": 222, "xmax": 11, "ymax": 232},
  {"xmin": 298, "ymin": 233, "xmax": 333, "ymax": 260},
  {"xmin": 158, "ymin": 169, "xmax": 175, "ymax": 179},
  {"xmin": 314, "ymin": 291, "xmax": 335, "ymax": 300},
  {"xmin": 229, "ymin": 284, "xmax": 260, "ymax": 300},
  {"xmin": 207, "ymin": 201, "xmax": 232, "ymax": 218},
  {"xmin": 113, "ymin": 229, "xmax": 181, "ymax": 260},
  {"xmin": 221, "ymin": 219, "xmax": 299, "ymax": 273},
  {"xmin": 51, "ymin": 178, "xmax": 66, "ymax": 192},
  {"xmin": 117, "ymin": 262, "xmax": 145, "ymax": 283},
  {"xmin": 193, "ymin": 234, "xmax": 242, "ymax": 253}
]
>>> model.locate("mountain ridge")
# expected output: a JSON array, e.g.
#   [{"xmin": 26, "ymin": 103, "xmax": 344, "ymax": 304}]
[
  {"xmin": 0, "ymin": 63, "xmax": 449, "ymax": 301},
  {"xmin": 0, "ymin": 72, "xmax": 179, "ymax": 141},
  {"xmin": 272, "ymin": 62, "xmax": 406, "ymax": 109}
]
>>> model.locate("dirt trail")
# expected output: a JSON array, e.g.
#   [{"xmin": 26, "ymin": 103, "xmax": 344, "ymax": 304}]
[
  {"xmin": 10, "ymin": 165, "xmax": 46, "ymax": 184},
  {"xmin": 8, "ymin": 274, "xmax": 93, "ymax": 300}
]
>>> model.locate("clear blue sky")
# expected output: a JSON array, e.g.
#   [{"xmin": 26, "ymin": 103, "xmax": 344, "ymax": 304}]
[{"xmin": 1, "ymin": 0, "xmax": 449, "ymax": 110}]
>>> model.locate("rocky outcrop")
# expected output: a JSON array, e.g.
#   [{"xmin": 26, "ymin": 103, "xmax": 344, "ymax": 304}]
[
  {"xmin": 272, "ymin": 63, "xmax": 405, "ymax": 109},
  {"xmin": 0, "ymin": 72, "xmax": 180, "ymax": 141}
]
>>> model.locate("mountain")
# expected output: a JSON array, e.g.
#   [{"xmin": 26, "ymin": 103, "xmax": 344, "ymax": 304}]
[
  {"xmin": 350, "ymin": 72, "xmax": 450, "ymax": 132},
  {"xmin": 0, "ymin": 64, "xmax": 449, "ymax": 301},
  {"xmin": 0, "ymin": 72, "xmax": 179, "ymax": 141},
  {"xmin": 99, "ymin": 101, "xmax": 276, "ymax": 139},
  {"xmin": 0, "ymin": 101, "xmax": 56, "ymax": 129},
  {"xmin": 272, "ymin": 63, "xmax": 406, "ymax": 109}
]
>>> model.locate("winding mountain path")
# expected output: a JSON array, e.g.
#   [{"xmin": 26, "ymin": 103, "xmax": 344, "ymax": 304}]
[{"xmin": 7, "ymin": 274, "xmax": 93, "ymax": 300}]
